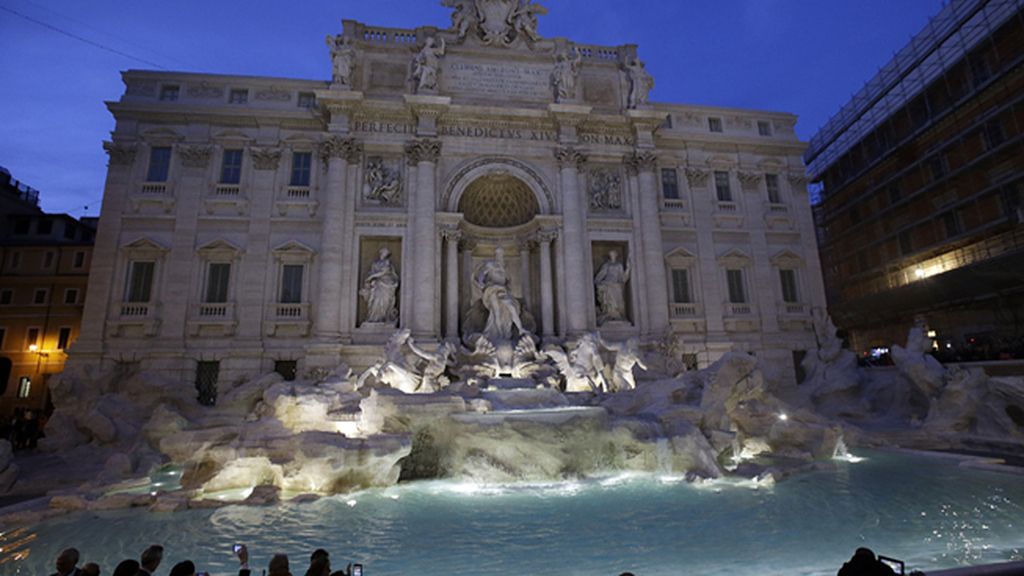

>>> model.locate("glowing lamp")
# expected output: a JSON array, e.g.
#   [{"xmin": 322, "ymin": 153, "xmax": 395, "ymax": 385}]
[
  {"xmin": 914, "ymin": 268, "xmax": 926, "ymax": 279},
  {"xmin": 778, "ymin": 413, "xmax": 789, "ymax": 422},
  {"xmin": 28, "ymin": 344, "xmax": 38, "ymax": 353}
]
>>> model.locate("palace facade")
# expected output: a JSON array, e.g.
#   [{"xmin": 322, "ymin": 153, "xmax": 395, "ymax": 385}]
[{"xmin": 71, "ymin": 5, "xmax": 825, "ymax": 393}]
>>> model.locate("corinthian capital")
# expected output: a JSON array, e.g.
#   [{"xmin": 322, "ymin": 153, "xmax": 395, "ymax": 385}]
[
  {"xmin": 624, "ymin": 150, "xmax": 658, "ymax": 174},
  {"xmin": 319, "ymin": 137, "xmax": 363, "ymax": 166},
  {"xmin": 405, "ymin": 139, "xmax": 442, "ymax": 166},
  {"xmin": 554, "ymin": 147, "xmax": 587, "ymax": 170},
  {"xmin": 535, "ymin": 228, "xmax": 559, "ymax": 244},
  {"xmin": 103, "ymin": 141, "xmax": 137, "ymax": 166},
  {"xmin": 179, "ymin": 145, "xmax": 213, "ymax": 169},
  {"xmin": 250, "ymin": 147, "xmax": 283, "ymax": 171}
]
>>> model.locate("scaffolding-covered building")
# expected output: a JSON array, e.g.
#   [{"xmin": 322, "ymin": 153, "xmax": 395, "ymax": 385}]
[{"xmin": 806, "ymin": 0, "xmax": 1024, "ymax": 360}]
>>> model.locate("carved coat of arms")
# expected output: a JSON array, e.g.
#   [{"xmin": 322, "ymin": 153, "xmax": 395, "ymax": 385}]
[{"xmin": 442, "ymin": 0, "xmax": 547, "ymax": 47}]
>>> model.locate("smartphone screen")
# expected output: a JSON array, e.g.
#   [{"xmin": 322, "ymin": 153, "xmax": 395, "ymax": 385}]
[
  {"xmin": 233, "ymin": 545, "xmax": 242, "ymax": 554},
  {"xmin": 352, "ymin": 564, "xmax": 363, "ymax": 576},
  {"xmin": 878, "ymin": 556, "xmax": 905, "ymax": 575}
]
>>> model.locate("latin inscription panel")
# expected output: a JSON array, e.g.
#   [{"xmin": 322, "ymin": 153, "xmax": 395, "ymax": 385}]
[{"xmin": 444, "ymin": 60, "xmax": 551, "ymax": 101}]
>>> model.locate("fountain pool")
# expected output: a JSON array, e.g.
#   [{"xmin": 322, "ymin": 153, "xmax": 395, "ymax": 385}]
[{"xmin": 3, "ymin": 450, "xmax": 1023, "ymax": 576}]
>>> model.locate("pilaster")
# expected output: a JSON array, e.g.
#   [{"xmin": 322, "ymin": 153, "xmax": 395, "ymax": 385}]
[
  {"xmin": 554, "ymin": 146, "xmax": 590, "ymax": 335},
  {"xmin": 406, "ymin": 139, "xmax": 443, "ymax": 339},
  {"xmin": 626, "ymin": 150, "xmax": 670, "ymax": 336}
]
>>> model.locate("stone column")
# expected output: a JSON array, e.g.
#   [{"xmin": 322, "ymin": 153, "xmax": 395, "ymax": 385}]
[
  {"xmin": 315, "ymin": 137, "xmax": 358, "ymax": 340},
  {"xmin": 537, "ymin": 229, "xmax": 558, "ymax": 339},
  {"xmin": 74, "ymin": 142, "xmax": 138, "ymax": 357},
  {"xmin": 406, "ymin": 139, "xmax": 442, "ymax": 339},
  {"xmin": 518, "ymin": 238, "xmax": 532, "ymax": 309},
  {"xmin": 554, "ymin": 147, "xmax": 589, "ymax": 335},
  {"xmin": 337, "ymin": 143, "xmax": 363, "ymax": 338},
  {"xmin": 628, "ymin": 150, "xmax": 670, "ymax": 335},
  {"xmin": 442, "ymin": 227, "xmax": 462, "ymax": 340}
]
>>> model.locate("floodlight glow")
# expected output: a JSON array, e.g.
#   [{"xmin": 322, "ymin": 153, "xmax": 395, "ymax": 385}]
[
  {"xmin": 914, "ymin": 268, "xmax": 926, "ymax": 279},
  {"xmin": 28, "ymin": 344, "xmax": 38, "ymax": 353},
  {"xmin": 778, "ymin": 413, "xmax": 789, "ymax": 421}
]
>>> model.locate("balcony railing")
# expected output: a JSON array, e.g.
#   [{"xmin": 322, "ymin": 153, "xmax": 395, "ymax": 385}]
[
  {"xmin": 214, "ymin": 184, "xmax": 241, "ymax": 197},
  {"xmin": 781, "ymin": 303, "xmax": 807, "ymax": 315},
  {"xmin": 716, "ymin": 201, "xmax": 738, "ymax": 213},
  {"xmin": 670, "ymin": 302, "xmax": 700, "ymax": 318},
  {"xmin": 273, "ymin": 303, "xmax": 309, "ymax": 319},
  {"xmin": 120, "ymin": 303, "xmax": 151, "ymax": 317},
  {"xmin": 140, "ymin": 183, "xmax": 168, "ymax": 195},
  {"xmin": 726, "ymin": 303, "xmax": 753, "ymax": 316},
  {"xmin": 286, "ymin": 186, "xmax": 311, "ymax": 199},
  {"xmin": 663, "ymin": 198, "xmax": 687, "ymax": 211},
  {"xmin": 766, "ymin": 203, "xmax": 789, "ymax": 214},
  {"xmin": 197, "ymin": 302, "xmax": 233, "ymax": 318}
]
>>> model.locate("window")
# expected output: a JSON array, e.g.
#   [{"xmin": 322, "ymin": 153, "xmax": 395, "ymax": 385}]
[
  {"xmin": 64, "ymin": 223, "xmax": 76, "ymax": 239},
  {"xmin": 13, "ymin": 219, "xmax": 30, "ymax": 235},
  {"xmin": 159, "ymin": 85, "xmax": 180, "ymax": 101},
  {"xmin": 757, "ymin": 121, "xmax": 772, "ymax": 136},
  {"xmin": 0, "ymin": 290, "xmax": 12, "ymax": 305},
  {"xmin": 0, "ymin": 327, "xmax": 5, "ymax": 350},
  {"xmin": 73, "ymin": 251, "xmax": 86, "ymax": 269},
  {"xmin": 899, "ymin": 230, "xmax": 913, "ymax": 255},
  {"xmin": 942, "ymin": 211, "xmax": 961, "ymax": 238},
  {"xmin": 926, "ymin": 155, "xmax": 947, "ymax": 182},
  {"xmin": 195, "ymin": 361, "xmax": 220, "ymax": 407},
  {"xmin": 289, "ymin": 152, "xmax": 312, "ymax": 187},
  {"xmin": 33, "ymin": 289, "xmax": 48, "ymax": 305},
  {"xmin": 887, "ymin": 181, "xmax": 902, "ymax": 205},
  {"xmin": 204, "ymin": 262, "xmax": 231, "ymax": 303},
  {"xmin": 25, "ymin": 327, "xmax": 40, "ymax": 350},
  {"xmin": 43, "ymin": 251, "xmax": 55, "ymax": 269},
  {"xmin": 17, "ymin": 377, "xmax": 31, "ymax": 399},
  {"xmin": 64, "ymin": 288, "xmax": 79, "ymax": 304},
  {"xmin": 765, "ymin": 174, "xmax": 781, "ymax": 203},
  {"xmin": 849, "ymin": 205, "xmax": 862, "ymax": 226},
  {"xmin": 37, "ymin": 219, "xmax": 53, "ymax": 235},
  {"xmin": 10, "ymin": 252, "xmax": 21, "ymax": 269},
  {"xmin": 661, "ymin": 168, "xmax": 679, "ymax": 200},
  {"xmin": 275, "ymin": 360, "xmax": 298, "ymax": 382},
  {"xmin": 708, "ymin": 117, "xmax": 723, "ymax": 133},
  {"xmin": 220, "ymin": 149, "xmax": 243, "ymax": 184},
  {"xmin": 726, "ymin": 269, "xmax": 746, "ymax": 303},
  {"xmin": 147, "ymin": 147, "xmax": 172, "ymax": 182},
  {"xmin": 779, "ymin": 269, "xmax": 799, "ymax": 303},
  {"xmin": 280, "ymin": 265, "xmax": 304, "ymax": 303},
  {"xmin": 57, "ymin": 327, "xmax": 72, "ymax": 350},
  {"xmin": 125, "ymin": 261, "xmax": 155, "ymax": 303},
  {"xmin": 983, "ymin": 119, "xmax": 1006, "ymax": 150},
  {"xmin": 671, "ymin": 269, "xmax": 691, "ymax": 303},
  {"xmin": 714, "ymin": 171, "xmax": 732, "ymax": 202},
  {"xmin": 228, "ymin": 89, "xmax": 249, "ymax": 104},
  {"xmin": 297, "ymin": 92, "xmax": 316, "ymax": 108}
]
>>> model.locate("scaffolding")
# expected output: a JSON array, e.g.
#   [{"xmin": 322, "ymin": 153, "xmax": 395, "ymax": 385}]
[{"xmin": 804, "ymin": 0, "xmax": 1023, "ymax": 180}]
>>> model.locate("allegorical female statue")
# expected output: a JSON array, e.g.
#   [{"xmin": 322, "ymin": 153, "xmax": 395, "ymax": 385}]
[
  {"xmin": 594, "ymin": 250, "xmax": 630, "ymax": 324},
  {"xmin": 624, "ymin": 57, "xmax": 654, "ymax": 109},
  {"xmin": 326, "ymin": 34, "xmax": 356, "ymax": 88},
  {"xmin": 412, "ymin": 37, "xmax": 446, "ymax": 93},
  {"xmin": 474, "ymin": 247, "xmax": 526, "ymax": 340},
  {"xmin": 551, "ymin": 47, "xmax": 582, "ymax": 103},
  {"xmin": 361, "ymin": 247, "xmax": 400, "ymax": 324}
]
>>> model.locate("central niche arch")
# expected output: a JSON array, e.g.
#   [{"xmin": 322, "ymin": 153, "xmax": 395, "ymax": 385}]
[
  {"xmin": 444, "ymin": 157, "xmax": 554, "ymax": 222},
  {"xmin": 459, "ymin": 174, "xmax": 539, "ymax": 228}
]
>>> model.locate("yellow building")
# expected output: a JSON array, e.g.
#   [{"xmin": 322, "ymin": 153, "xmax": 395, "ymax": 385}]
[{"xmin": 0, "ymin": 212, "xmax": 94, "ymax": 419}]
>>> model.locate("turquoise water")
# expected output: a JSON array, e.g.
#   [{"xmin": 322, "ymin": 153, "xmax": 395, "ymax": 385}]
[{"xmin": 3, "ymin": 450, "xmax": 1023, "ymax": 576}]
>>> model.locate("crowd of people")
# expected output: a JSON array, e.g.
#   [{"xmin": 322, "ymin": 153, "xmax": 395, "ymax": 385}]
[{"xmin": 49, "ymin": 544, "xmax": 361, "ymax": 576}]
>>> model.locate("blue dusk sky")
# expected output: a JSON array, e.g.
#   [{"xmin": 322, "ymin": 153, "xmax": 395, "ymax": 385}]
[{"xmin": 0, "ymin": 0, "xmax": 943, "ymax": 217}]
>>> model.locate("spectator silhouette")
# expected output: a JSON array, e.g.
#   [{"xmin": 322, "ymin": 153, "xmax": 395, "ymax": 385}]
[
  {"xmin": 169, "ymin": 561, "xmax": 195, "ymax": 576},
  {"xmin": 111, "ymin": 560, "xmax": 139, "ymax": 576},
  {"xmin": 838, "ymin": 548, "xmax": 897, "ymax": 576},
  {"xmin": 50, "ymin": 548, "xmax": 82, "ymax": 576},
  {"xmin": 138, "ymin": 545, "xmax": 164, "ymax": 576},
  {"xmin": 268, "ymin": 554, "xmax": 292, "ymax": 576},
  {"xmin": 82, "ymin": 563, "xmax": 100, "ymax": 576}
]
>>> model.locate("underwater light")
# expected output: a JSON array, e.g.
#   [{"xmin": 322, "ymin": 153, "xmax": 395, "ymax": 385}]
[{"xmin": 778, "ymin": 413, "xmax": 788, "ymax": 421}]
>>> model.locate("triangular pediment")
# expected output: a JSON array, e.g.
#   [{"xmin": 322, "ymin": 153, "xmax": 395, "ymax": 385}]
[
  {"xmin": 272, "ymin": 240, "xmax": 316, "ymax": 256},
  {"xmin": 122, "ymin": 237, "xmax": 169, "ymax": 253},
  {"xmin": 213, "ymin": 130, "xmax": 253, "ymax": 144},
  {"xmin": 770, "ymin": 249, "xmax": 804, "ymax": 267},
  {"xmin": 196, "ymin": 239, "xmax": 244, "ymax": 256},
  {"xmin": 717, "ymin": 248, "xmax": 751, "ymax": 266},
  {"xmin": 141, "ymin": 128, "xmax": 184, "ymax": 144},
  {"xmin": 665, "ymin": 246, "xmax": 698, "ymax": 264}
]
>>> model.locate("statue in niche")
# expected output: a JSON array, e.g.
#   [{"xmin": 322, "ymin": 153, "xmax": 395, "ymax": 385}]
[
  {"xmin": 412, "ymin": 37, "xmax": 446, "ymax": 93},
  {"xmin": 474, "ymin": 247, "xmax": 527, "ymax": 341},
  {"xmin": 326, "ymin": 34, "xmax": 357, "ymax": 88},
  {"xmin": 589, "ymin": 169, "xmax": 622, "ymax": 210},
  {"xmin": 624, "ymin": 57, "xmax": 654, "ymax": 109},
  {"xmin": 594, "ymin": 250, "xmax": 630, "ymax": 325},
  {"xmin": 364, "ymin": 158, "xmax": 403, "ymax": 206},
  {"xmin": 551, "ymin": 47, "xmax": 582, "ymax": 103},
  {"xmin": 360, "ymin": 247, "xmax": 400, "ymax": 324}
]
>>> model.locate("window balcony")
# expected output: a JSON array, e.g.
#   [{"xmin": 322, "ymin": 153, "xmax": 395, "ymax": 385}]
[
  {"xmin": 286, "ymin": 186, "xmax": 311, "ymax": 199},
  {"xmin": 777, "ymin": 301, "xmax": 811, "ymax": 331},
  {"xmin": 670, "ymin": 302, "xmax": 701, "ymax": 318},
  {"xmin": 203, "ymin": 185, "xmax": 248, "ymax": 217},
  {"xmin": 669, "ymin": 302, "xmax": 705, "ymax": 333},
  {"xmin": 130, "ymin": 183, "xmax": 175, "ymax": 214},
  {"xmin": 713, "ymin": 201, "xmax": 744, "ymax": 229},
  {"xmin": 764, "ymin": 202, "xmax": 794, "ymax": 230},
  {"xmin": 140, "ymin": 183, "xmax": 168, "ymax": 195},
  {"xmin": 110, "ymin": 301, "xmax": 160, "ymax": 337},
  {"xmin": 266, "ymin": 303, "xmax": 311, "ymax": 337},
  {"xmin": 188, "ymin": 302, "xmax": 237, "ymax": 336},
  {"xmin": 662, "ymin": 198, "xmax": 687, "ymax": 211},
  {"xmin": 275, "ymin": 188, "xmax": 318, "ymax": 218},
  {"xmin": 214, "ymin": 184, "xmax": 241, "ymax": 197},
  {"xmin": 723, "ymin": 302, "xmax": 758, "ymax": 332}
]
